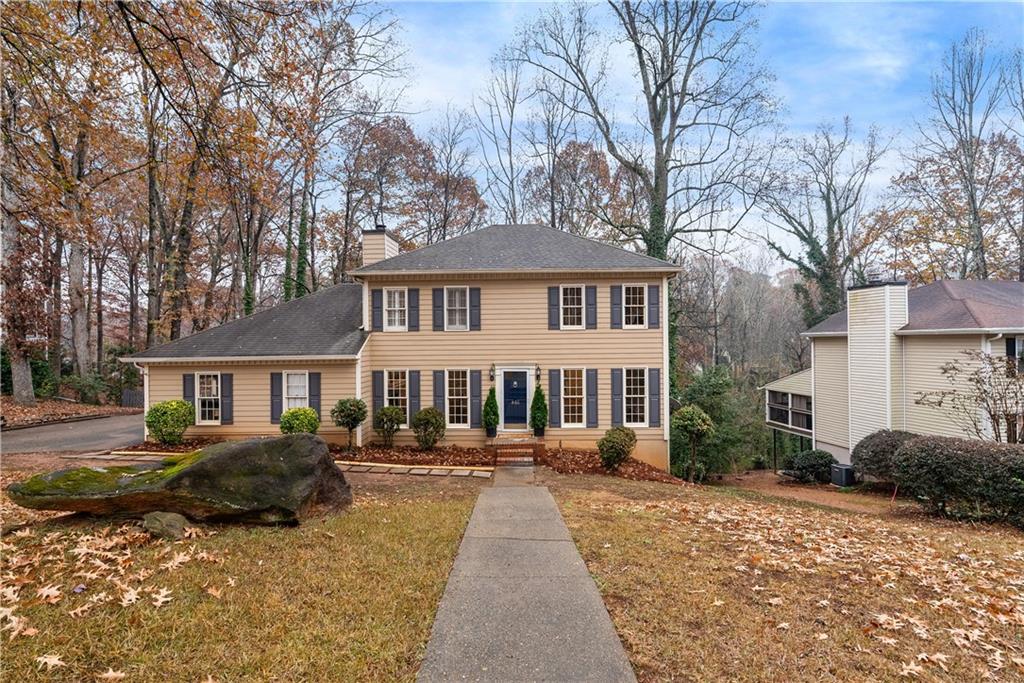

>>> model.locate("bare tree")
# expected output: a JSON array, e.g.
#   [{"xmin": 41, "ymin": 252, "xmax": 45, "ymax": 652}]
[
  {"xmin": 1004, "ymin": 48, "xmax": 1024, "ymax": 137},
  {"xmin": 523, "ymin": 72, "xmax": 580, "ymax": 230},
  {"xmin": 475, "ymin": 49, "xmax": 527, "ymax": 224}
]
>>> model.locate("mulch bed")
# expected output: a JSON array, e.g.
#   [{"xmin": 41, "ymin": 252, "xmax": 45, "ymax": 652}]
[
  {"xmin": 330, "ymin": 444, "xmax": 493, "ymax": 467},
  {"xmin": 0, "ymin": 397, "xmax": 140, "ymax": 429},
  {"xmin": 538, "ymin": 448, "xmax": 683, "ymax": 485},
  {"xmin": 117, "ymin": 438, "xmax": 222, "ymax": 453}
]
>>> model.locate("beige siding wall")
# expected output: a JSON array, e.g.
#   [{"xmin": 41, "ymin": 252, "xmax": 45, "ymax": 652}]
[
  {"xmin": 889, "ymin": 289, "xmax": 908, "ymax": 430},
  {"xmin": 360, "ymin": 275, "xmax": 668, "ymax": 469},
  {"xmin": 847, "ymin": 285, "xmax": 907, "ymax": 446},
  {"xmin": 146, "ymin": 361, "xmax": 358, "ymax": 440},
  {"xmin": 903, "ymin": 334, "xmax": 983, "ymax": 438},
  {"xmin": 764, "ymin": 368, "xmax": 811, "ymax": 395},
  {"xmin": 362, "ymin": 232, "xmax": 399, "ymax": 267},
  {"xmin": 812, "ymin": 337, "xmax": 850, "ymax": 451}
]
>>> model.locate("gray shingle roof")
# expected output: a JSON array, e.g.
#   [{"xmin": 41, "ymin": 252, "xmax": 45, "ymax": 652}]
[
  {"xmin": 352, "ymin": 224, "xmax": 678, "ymax": 274},
  {"xmin": 130, "ymin": 283, "xmax": 366, "ymax": 360},
  {"xmin": 804, "ymin": 280, "xmax": 1024, "ymax": 336}
]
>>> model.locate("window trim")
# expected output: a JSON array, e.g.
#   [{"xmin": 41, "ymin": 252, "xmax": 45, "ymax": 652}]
[
  {"xmin": 383, "ymin": 287, "xmax": 408, "ymax": 332},
  {"xmin": 559, "ymin": 284, "xmax": 585, "ymax": 330},
  {"xmin": 384, "ymin": 368, "xmax": 410, "ymax": 426},
  {"xmin": 195, "ymin": 371, "xmax": 221, "ymax": 426},
  {"xmin": 444, "ymin": 286, "xmax": 470, "ymax": 332},
  {"xmin": 560, "ymin": 367, "xmax": 586, "ymax": 428},
  {"xmin": 283, "ymin": 370, "xmax": 309, "ymax": 411},
  {"xmin": 622, "ymin": 283, "xmax": 647, "ymax": 329},
  {"xmin": 444, "ymin": 368, "xmax": 471, "ymax": 429},
  {"xmin": 623, "ymin": 366, "xmax": 648, "ymax": 428}
]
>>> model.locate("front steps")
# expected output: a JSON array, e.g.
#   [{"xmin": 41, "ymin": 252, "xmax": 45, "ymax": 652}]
[{"xmin": 486, "ymin": 435, "xmax": 545, "ymax": 467}]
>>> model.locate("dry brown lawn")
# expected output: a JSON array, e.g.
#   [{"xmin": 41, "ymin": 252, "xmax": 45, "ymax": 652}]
[{"xmin": 541, "ymin": 470, "xmax": 1024, "ymax": 683}]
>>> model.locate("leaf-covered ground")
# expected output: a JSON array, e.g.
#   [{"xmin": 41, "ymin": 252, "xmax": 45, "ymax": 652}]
[
  {"xmin": 543, "ymin": 472, "xmax": 1024, "ymax": 682},
  {"xmin": 1, "ymin": 469, "xmax": 481, "ymax": 681},
  {"xmin": 1, "ymin": 398, "xmax": 140, "ymax": 429}
]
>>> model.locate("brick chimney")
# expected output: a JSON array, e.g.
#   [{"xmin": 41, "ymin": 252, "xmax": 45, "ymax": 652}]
[{"xmin": 361, "ymin": 223, "xmax": 399, "ymax": 267}]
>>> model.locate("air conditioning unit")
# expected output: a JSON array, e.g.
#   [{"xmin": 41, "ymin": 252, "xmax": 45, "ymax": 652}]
[{"xmin": 831, "ymin": 464, "xmax": 856, "ymax": 487}]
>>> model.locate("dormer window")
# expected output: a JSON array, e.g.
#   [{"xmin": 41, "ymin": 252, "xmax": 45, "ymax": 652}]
[{"xmin": 384, "ymin": 287, "xmax": 407, "ymax": 331}]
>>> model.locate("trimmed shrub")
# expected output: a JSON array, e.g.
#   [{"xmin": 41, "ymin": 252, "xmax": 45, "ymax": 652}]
[
  {"xmin": 530, "ymin": 385, "xmax": 548, "ymax": 432},
  {"xmin": 412, "ymin": 407, "xmax": 446, "ymax": 450},
  {"xmin": 145, "ymin": 400, "xmax": 195, "ymax": 445},
  {"xmin": 483, "ymin": 387, "xmax": 499, "ymax": 430},
  {"xmin": 783, "ymin": 449, "xmax": 837, "ymax": 483},
  {"xmin": 892, "ymin": 436, "xmax": 1024, "ymax": 526},
  {"xmin": 375, "ymin": 405, "xmax": 405, "ymax": 448},
  {"xmin": 852, "ymin": 429, "xmax": 918, "ymax": 481},
  {"xmin": 331, "ymin": 398, "xmax": 367, "ymax": 450},
  {"xmin": 279, "ymin": 407, "xmax": 320, "ymax": 435},
  {"xmin": 597, "ymin": 426, "xmax": 637, "ymax": 470}
]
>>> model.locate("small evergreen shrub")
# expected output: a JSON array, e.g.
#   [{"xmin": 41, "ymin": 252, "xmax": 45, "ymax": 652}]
[
  {"xmin": 892, "ymin": 436, "xmax": 1024, "ymax": 526},
  {"xmin": 671, "ymin": 404, "xmax": 715, "ymax": 482},
  {"xmin": 331, "ymin": 398, "xmax": 367, "ymax": 450},
  {"xmin": 530, "ymin": 385, "xmax": 548, "ymax": 432},
  {"xmin": 597, "ymin": 426, "xmax": 637, "ymax": 470},
  {"xmin": 852, "ymin": 429, "xmax": 918, "ymax": 481},
  {"xmin": 145, "ymin": 400, "xmax": 195, "ymax": 445},
  {"xmin": 483, "ymin": 387, "xmax": 500, "ymax": 430},
  {"xmin": 279, "ymin": 407, "xmax": 320, "ymax": 434},
  {"xmin": 412, "ymin": 407, "xmax": 446, "ymax": 450},
  {"xmin": 375, "ymin": 405, "xmax": 405, "ymax": 448},
  {"xmin": 783, "ymin": 449, "xmax": 837, "ymax": 483},
  {"xmin": 62, "ymin": 372, "xmax": 107, "ymax": 404}
]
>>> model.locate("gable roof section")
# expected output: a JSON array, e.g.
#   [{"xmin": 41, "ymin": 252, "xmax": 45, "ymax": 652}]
[
  {"xmin": 129, "ymin": 283, "xmax": 366, "ymax": 361},
  {"xmin": 803, "ymin": 280, "xmax": 1024, "ymax": 337},
  {"xmin": 352, "ymin": 223, "xmax": 678, "ymax": 275}
]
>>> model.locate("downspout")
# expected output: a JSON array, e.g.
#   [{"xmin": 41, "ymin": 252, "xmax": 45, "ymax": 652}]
[{"xmin": 132, "ymin": 361, "xmax": 149, "ymax": 440}]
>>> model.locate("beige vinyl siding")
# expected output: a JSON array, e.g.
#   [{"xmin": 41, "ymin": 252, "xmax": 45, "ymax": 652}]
[
  {"xmin": 847, "ymin": 286, "xmax": 906, "ymax": 446},
  {"xmin": 360, "ymin": 275, "xmax": 667, "ymax": 469},
  {"xmin": 362, "ymin": 233, "xmax": 399, "ymax": 267},
  {"xmin": 903, "ymin": 334, "xmax": 983, "ymax": 438},
  {"xmin": 889, "ymin": 288, "xmax": 909, "ymax": 430},
  {"xmin": 146, "ymin": 361, "xmax": 357, "ymax": 439},
  {"xmin": 763, "ymin": 368, "xmax": 811, "ymax": 395},
  {"xmin": 812, "ymin": 337, "xmax": 849, "ymax": 450}
]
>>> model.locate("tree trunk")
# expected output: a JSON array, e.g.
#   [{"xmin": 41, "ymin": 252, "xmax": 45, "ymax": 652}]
[
  {"xmin": 48, "ymin": 231, "xmax": 63, "ymax": 379},
  {"xmin": 95, "ymin": 256, "xmax": 105, "ymax": 370},
  {"xmin": 68, "ymin": 241, "xmax": 91, "ymax": 375},
  {"xmin": 294, "ymin": 163, "xmax": 312, "ymax": 299}
]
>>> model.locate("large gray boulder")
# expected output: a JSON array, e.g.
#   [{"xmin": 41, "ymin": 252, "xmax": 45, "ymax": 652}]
[{"xmin": 6, "ymin": 434, "xmax": 351, "ymax": 524}]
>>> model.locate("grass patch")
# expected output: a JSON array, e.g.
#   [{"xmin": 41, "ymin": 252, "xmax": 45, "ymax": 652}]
[{"xmin": 2, "ymin": 477, "xmax": 478, "ymax": 681}]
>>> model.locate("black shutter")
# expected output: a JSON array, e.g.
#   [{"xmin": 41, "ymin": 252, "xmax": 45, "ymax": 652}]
[
  {"xmin": 585, "ymin": 286, "xmax": 597, "ymax": 329},
  {"xmin": 648, "ymin": 284, "xmax": 660, "ymax": 329},
  {"xmin": 372, "ymin": 370, "xmax": 384, "ymax": 425},
  {"xmin": 371, "ymin": 289, "xmax": 383, "ymax": 332},
  {"xmin": 470, "ymin": 287, "xmax": 481, "ymax": 330},
  {"xmin": 649, "ymin": 367, "xmax": 661, "ymax": 427},
  {"xmin": 548, "ymin": 369, "xmax": 561, "ymax": 428},
  {"xmin": 586, "ymin": 368, "xmax": 598, "ymax": 428},
  {"xmin": 309, "ymin": 372, "xmax": 321, "ymax": 418},
  {"xmin": 611, "ymin": 368, "xmax": 623, "ymax": 426},
  {"xmin": 433, "ymin": 370, "xmax": 445, "ymax": 411},
  {"xmin": 182, "ymin": 374, "xmax": 195, "ymax": 407},
  {"xmin": 220, "ymin": 373, "xmax": 233, "ymax": 425},
  {"xmin": 432, "ymin": 288, "xmax": 444, "ymax": 331},
  {"xmin": 470, "ymin": 370, "xmax": 482, "ymax": 428},
  {"xmin": 408, "ymin": 288, "xmax": 420, "ymax": 331},
  {"xmin": 270, "ymin": 372, "xmax": 283, "ymax": 424},
  {"xmin": 610, "ymin": 285, "xmax": 622, "ymax": 329},
  {"xmin": 548, "ymin": 286, "xmax": 559, "ymax": 330},
  {"xmin": 409, "ymin": 370, "xmax": 421, "ymax": 419}
]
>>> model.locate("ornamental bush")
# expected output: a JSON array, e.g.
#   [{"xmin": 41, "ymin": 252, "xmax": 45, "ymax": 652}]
[
  {"xmin": 375, "ymin": 405, "xmax": 405, "ymax": 448},
  {"xmin": 412, "ymin": 407, "xmax": 446, "ymax": 450},
  {"xmin": 530, "ymin": 385, "xmax": 548, "ymax": 432},
  {"xmin": 892, "ymin": 436, "xmax": 1024, "ymax": 526},
  {"xmin": 783, "ymin": 449, "xmax": 836, "ymax": 484},
  {"xmin": 145, "ymin": 400, "xmax": 195, "ymax": 445},
  {"xmin": 852, "ymin": 429, "xmax": 919, "ymax": 481},
  {"xmin": 279, "ymin": 407, "xmax": 320, "ymax": 435},
  {"xmin": 331, "ymin": 398, "xmax": 367, "ymax": 450},
  {"xmin": 597, "ymin": 426, "xmax": 637, "ymax": 470},
  {"xmin": 483, "ymin": 387, "xmax": 500, "ymax": 430}
]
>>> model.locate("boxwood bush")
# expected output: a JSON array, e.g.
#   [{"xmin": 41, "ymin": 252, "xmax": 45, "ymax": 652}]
[
  {"xmin": 852, "ymin": 429, "xmax": 918, "ymax": 481},
  {"xmin": 375, "ymin": 405, "xmax": 405, "ymax": 448},
  {"xmin": 783, "ymin": 449, "xmax": 837, "ymax": 483},
  {"xmin": 279, "ymin": 407, "xmax": 320, "ymax": 434},
  {"xmin": 412, "ymin": 407, "xmax": 446, "ymax": 450},
  {"xmin": 892, "ymin": 436, "xmax": 1024, "ymax": 526},
  {"xmin": 597, "ymin": 426, "xmax": 637, "ymax": 470},
  {"xmin": 145, "ymin": 400, "xmax": 195, "ymax": 445}
]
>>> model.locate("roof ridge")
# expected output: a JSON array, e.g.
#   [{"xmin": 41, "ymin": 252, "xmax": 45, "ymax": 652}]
[{"xmin": 525, "ymin": 223, "xmax": 677, "ymax": 267}]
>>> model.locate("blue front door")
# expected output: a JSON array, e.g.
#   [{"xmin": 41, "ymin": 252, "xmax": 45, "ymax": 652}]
[{"xmin": 503, "ymin": 371, "xmax": 528, "ymax": 427}]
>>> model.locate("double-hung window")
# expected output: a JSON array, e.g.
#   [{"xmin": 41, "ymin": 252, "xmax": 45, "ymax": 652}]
[
  {"xmin": 445, "ymin": 287, "xmax": 469, "ymax": 331},
  {"xmin": 386, "ymin": 370, "xmax": 408, "ymax": 424},
  {"xmin": 562, "ymin": 368, "xmax": 584, "ymax": 427},
  {"xmin": 560, "ymin": 285, "xmax": 584, "ymax": 329},
  {"xmin": 623, "ymin": 284, "xmax": 646, "ymax": 328},
  {"xmin": 446, "ymin": 369, "xmax": 469, "ymax": 427},
  {"xmin": 196, "ymin": 372, "xmax": 221, "ymax": 425},
  {"xmin": 624, "ymin": 368, "xmax": 647, "ymax": 426},
  {"xmin": 384, "ymin": 288, "xmax": 407, "ymax": 331},
  {"xmin": 285, "ymin": 371, "xmax": 308, "ymax": 410}
]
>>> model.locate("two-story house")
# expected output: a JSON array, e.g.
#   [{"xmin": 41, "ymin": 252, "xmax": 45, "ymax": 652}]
[{"xmin": 128, "ymin": 224, "xmax": 678, "ymax": 470}]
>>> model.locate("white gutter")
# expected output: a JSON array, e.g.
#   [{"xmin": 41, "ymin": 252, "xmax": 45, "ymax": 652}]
[
  {"xmin": 895, "ymin": 328, "xmax": 1024, "ymax": 336},
  {"xmin": 353, "ymin": 267, "xmax": 681, "ymax": 278},
  {"xmin": 121, "ymin": 354, "xmax": 362, "ymax": 364}
]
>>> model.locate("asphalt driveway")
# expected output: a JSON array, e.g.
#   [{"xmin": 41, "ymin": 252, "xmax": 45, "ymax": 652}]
[{"xmin": 1, "ymin": 414, "xmax": 144, "ymax": 454}]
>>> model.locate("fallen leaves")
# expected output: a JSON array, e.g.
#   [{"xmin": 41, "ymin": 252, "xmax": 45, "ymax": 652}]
[
  {"xmin": 95, "ymin": 668, "xmax": 127, "ymax": 681},
  {"xmin": 35, "ymin": 653, "xmax": 65, "ymax": 671}
]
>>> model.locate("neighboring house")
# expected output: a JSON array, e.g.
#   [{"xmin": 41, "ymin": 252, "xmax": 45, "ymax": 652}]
[
  {"xmin": 127, "ymin": 224, "xmax": 678, "ymax": 470},
  {"xmin": 763, "ymin": 279, "xmax": 1024, "ymax": 464}
]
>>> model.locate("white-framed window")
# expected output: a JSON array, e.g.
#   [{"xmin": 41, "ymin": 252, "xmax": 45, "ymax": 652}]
[
  {"xmin": 196, "ymin": 372, "xmax": 221, "ymax": 425},
  {"xmin": 445, "ymin": 286, "xmax": 469, "ymax": 331},
  {"xmin": 385, "ymin": 369, "xmax": 408, "ymax": 424},
  {"xmin": 624, "ymin": 367, "xmax": 647, "ymax": 426},
  {"xmin": 285, "ymin": 371, "xmax": 308, "ymax": 410},
  {"xmin": 623, "ymin": 284, "xmax": 646, "ymax": 328},
  {"xmin": 560, "ymin": 285, "xmax": 584, "ymax": 329},
  {"xmin": 384, "ymin": 287, "xmax": 407, "ymax": 331},
  {"xmin": 562, "ymin": 368, "xmax": 585, "ymax": 427},
  {"xmin": 446, "ymin": 369, "xmax": 469, "ymax": 427}
]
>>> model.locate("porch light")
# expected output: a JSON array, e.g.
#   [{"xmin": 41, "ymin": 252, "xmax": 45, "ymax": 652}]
[
  {"xmin": 535, "ymin": 364, "xmax": 541, "ymax": 381},
  {"xmin": 489, "ymin": 363, "xmax": 495, "ymax": 382}
]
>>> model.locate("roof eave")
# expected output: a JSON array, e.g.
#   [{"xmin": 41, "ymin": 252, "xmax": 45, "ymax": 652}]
[
  {"xmin": 801, "ymin": 331, "xmax": 847, "ymax": 338},
  {"xmin": 353, "ymin": 266, "xmax": 681, "ymax": 277},
  {"xmin": 894, "ymin": 327, "xmax": 1024, "ymax": 336},
  {"xmin": 121, "ymin": 353, "xmax": 363, "ymax": 364}
]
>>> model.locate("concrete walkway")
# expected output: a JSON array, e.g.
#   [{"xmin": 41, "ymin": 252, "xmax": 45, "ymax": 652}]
[{"xmin": 418, "ymin": 467, "xmax": 636, "ymax": 682}]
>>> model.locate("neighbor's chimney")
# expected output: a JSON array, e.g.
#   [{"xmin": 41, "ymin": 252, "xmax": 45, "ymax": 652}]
[{"xmin": 361, "ymin": 223, "xmax": 399, "ymax": 267}]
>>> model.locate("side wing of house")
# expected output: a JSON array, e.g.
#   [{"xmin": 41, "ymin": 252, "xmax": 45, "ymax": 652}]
[
  {"xmin": 901, "ymin": 334, "xmax": 986, "ymax": 439},
  {"xmin": 812, "ymin": 337, "xmax": 850, "ymax": 462}
]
